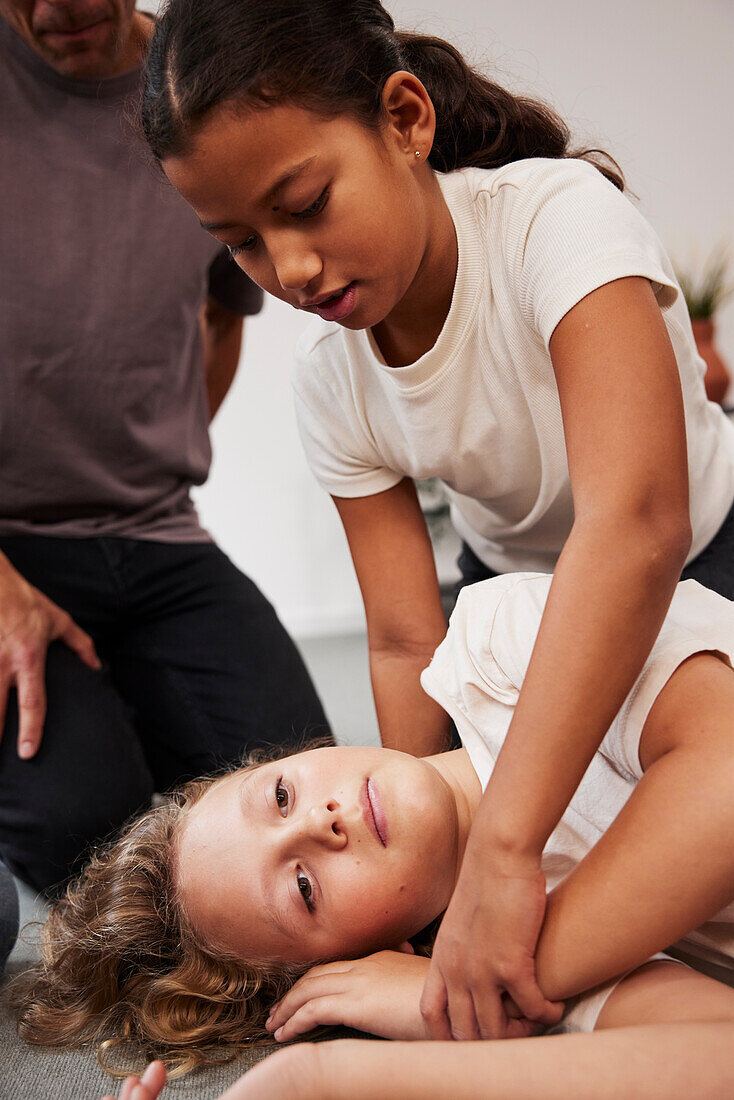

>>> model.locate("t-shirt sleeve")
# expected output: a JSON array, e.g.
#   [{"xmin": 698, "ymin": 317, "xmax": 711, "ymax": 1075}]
[
  {"xmin": 292, "ymin": 330, "xmax": 404, "ymax": 498},
  {"xmin": 419, "ymin": 573, "xmax": 552, "ymax": 785},
  {"xmin": 506, "ymin": 160, "xmax": 679, "ymax": 348},
  {"xmin": 600, "ymin": 580, "xmax": 734, "ymax": 780},
  {"xmin": 206, "ymin": 248, "xmax": 264, "ymax": 315},
  {"xmin": 485, "ymin": 573, "xmax": 553, "ymax": 690}
]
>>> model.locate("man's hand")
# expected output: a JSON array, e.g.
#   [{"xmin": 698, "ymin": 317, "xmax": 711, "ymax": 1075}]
[
  {"xmin": 0, "ymin": 556, "xmax": 100, "ymax": 759},
  {"xmin": 265, "ymin": 948, "xmax": 430, "ymax": 1043},
  {"xmin": 421, "ymin": 848, "xmax": 563, "ymax": 1040},
  {"xmin": 102, "ymin": 1061, "xmax": 166, "ymax": 1100}
]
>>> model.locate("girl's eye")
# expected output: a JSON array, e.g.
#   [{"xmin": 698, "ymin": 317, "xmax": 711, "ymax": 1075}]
[
  {"xmin": 275, "ymin": 779, "xmax": 289, "ymax": 816},
  {"xmin": 228, "ymin": 235, "xmax": 258, "ymax": 257},
  {"xmin": 297, "ymin": 870, "xmax": 314, "ymax": 912},
  {"xmin": 292, "ymin": 186, "xmax": 330, "ymax": 220}
]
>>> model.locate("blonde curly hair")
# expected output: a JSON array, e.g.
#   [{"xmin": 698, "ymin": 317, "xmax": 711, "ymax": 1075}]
[{"xmin": 11, "ymin": 759, "xmax": 310, "ymax": 1078}]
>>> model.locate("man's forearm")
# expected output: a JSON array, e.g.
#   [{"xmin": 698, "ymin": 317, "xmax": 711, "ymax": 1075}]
[{"xmin": 200, "ymin": 298, "xmax": 243, "ymax": 419}]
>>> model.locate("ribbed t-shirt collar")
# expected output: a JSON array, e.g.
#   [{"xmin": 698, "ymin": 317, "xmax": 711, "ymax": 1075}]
[
  {"xmin": 0, "ymin": 12, "xmax": 147, "ymax": 99},
  {"xmin": 358, "ymin": 169, "xmax": 486, "ymax": 393}
]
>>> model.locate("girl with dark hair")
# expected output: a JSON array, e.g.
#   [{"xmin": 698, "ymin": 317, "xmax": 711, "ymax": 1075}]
[{"xmin": 139, "ymin": 0, "xmax": 734, "ymax": 1048}]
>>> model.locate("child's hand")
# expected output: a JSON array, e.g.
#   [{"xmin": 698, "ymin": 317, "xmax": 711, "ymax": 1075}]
[
  {"xmin": 421, "ymin": 849, "xmax": 563, "ymax": 1040},
  {"xmin": 265, "ymin": 948, "xmax": 431, "ymax": 1042},
  {"xmin": 101, "ymin": 1060, "xmax": 167, "ymax": 1100}
]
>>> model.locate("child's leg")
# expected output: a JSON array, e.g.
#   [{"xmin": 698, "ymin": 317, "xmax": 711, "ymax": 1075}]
[{"xmin": 222, "ymin": 962, "xmax": 734, "ymax": 1100}]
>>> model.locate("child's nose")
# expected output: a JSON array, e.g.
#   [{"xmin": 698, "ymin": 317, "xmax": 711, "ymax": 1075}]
[
  {"xmin": 270, "ymin": 237, "xmax": 322, "ymax": 291},
  {"xmin": 299, "ymin": 802, "xmax": 347, "ymax": 849}
]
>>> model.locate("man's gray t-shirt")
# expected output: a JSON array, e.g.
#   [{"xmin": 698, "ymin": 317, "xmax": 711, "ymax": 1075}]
[{"xmin": 0, "ymin": 16, "xmax": 263, "ymax": 541}]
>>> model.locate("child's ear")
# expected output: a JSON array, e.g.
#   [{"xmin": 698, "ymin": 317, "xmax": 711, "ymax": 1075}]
[
  {"xmin": 381, "ymin": 70, "xmax": 436, "ymax": 162},
  {"xmin": 396, "ymin": 940, "xmax": 415, "ymax": 955}
]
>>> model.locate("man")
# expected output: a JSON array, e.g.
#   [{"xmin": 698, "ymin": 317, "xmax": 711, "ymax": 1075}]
[{"xmin": 0, "ymin": 0, "xmax": 330, "ymax": 895}]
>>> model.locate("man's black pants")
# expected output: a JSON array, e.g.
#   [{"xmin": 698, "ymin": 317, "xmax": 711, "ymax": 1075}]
[{"xmin": 0, "ymin": 536, "xmax": 331, "ymax": 894}]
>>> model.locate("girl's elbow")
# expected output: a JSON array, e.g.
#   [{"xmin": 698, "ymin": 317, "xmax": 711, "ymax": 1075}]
[
  {"xmin": 584, "ymin": 500, "xmax": 691, "ymax": 574},
  {"xmin": 652, "ymin": 507, "xmax": 692, "ymax": 573}
]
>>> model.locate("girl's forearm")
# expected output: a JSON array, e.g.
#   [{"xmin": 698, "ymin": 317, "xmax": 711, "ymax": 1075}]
[
  {"xmin": 472, "ymin": 517, "xmax": 688, "ymax": 859},
  {"xmin": 534, "ymin": 745, "xmax": 734, "ymax": 1001},
  {"xmin": 319, "ymin": 1026, "xmax": 734, "ymax": 1100},
  {"xmin": 370, "ymin": 647, "xmax": 450, "ymax": 754}
]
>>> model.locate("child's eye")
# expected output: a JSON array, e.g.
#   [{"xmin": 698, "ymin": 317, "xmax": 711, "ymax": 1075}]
[
  {"xmin": 275, "ymin": 778, "xmax": 289, "ymax": 816},
  {"xmin": 292, "ymin": 186, "xmax": 330, "ymax": 220},
  {"xmin": 228, "ymin": 234, "xmax": 258, "ymax": 257},
  {"xmin": 297, "ymin": 869, "xmax": 314, "ymax": 912}
]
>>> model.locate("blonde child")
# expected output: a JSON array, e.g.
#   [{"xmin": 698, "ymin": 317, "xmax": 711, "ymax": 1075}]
[
  {"xmin": 139, "ymin": 0, "xmax": 734, "ymax": 1040},
  {"xmin": 15, "ymin": 573, "xmax": 734, "ymax": 1099}
]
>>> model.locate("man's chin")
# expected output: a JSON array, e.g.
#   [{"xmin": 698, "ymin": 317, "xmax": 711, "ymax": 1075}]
[{"xmin": 40, "ymin": 26, "xmax": 122, "ymax": 79}]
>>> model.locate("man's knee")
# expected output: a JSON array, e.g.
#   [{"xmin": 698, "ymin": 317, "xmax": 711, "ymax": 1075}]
[
  {"xmin": 0, "ymin": 764, "xmax": 154, "ymax": 895},
  {"xmin": 0, "ymin": 643, "xmax": 154, "ymax": 894}
]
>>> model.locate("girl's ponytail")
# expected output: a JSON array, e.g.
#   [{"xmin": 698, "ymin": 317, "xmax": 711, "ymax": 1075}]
[{"xmin": 396, "ymin": 32, "xmax": 624, "ymax": 190}]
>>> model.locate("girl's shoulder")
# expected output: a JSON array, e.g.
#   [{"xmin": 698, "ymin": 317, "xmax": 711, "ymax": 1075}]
[{"xmin": 440, "ymin": 157, "xmax": 621, "ymax": 215}]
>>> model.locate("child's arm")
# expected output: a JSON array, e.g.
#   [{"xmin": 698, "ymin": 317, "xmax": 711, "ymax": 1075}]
[
  {"xmin": 423, "ymin": 275, "xmax": 693, "ymax": 1039},
  {"xmin": 333, "ymin": 477, "xmax": 451, "ymax": 755},
  {"xmin": 535, "ymin": 650, "xmax": 734, "ymax": 1000},
  {"xmin": 226, "ymin": 1020, "xmax": 734, "ymax": 1100}
]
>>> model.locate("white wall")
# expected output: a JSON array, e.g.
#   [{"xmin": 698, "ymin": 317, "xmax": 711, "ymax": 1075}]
[{"xmin": 188, "ymin": 0, "xmax": 734, "ymax": 638}]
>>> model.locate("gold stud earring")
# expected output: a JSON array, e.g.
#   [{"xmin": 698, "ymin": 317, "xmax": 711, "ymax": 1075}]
[{"xmin": 415, "ymin": 150, "xmax": 421, "ymax": 158}]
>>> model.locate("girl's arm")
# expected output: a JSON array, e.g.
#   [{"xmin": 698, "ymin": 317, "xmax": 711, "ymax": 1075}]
[
  {"xmin": 423, "ymin": 275, "xmax": 693, "ymax": 1038},
  {"xmin": 535, "ymin": 650, "xmax": 734, "ymax": 1000},
  {"xmin": 333, "ymin": 478, "xmax": 450, "ymax": 755},
  {"xmin": 476, "ymin": 275, "xmax": 691, "ymax": 857}
]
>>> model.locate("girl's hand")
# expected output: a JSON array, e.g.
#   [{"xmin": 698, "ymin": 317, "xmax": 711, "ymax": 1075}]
[
  {"xmin": 101, "ymin": 1060, "xmax": 167, "ymax": 1100},
  {"xmin": 265, "ymin": 949, "xmax": 431, "ymax": 1042},
  {"xmin": 421, "ymin": 849, "xmax": 563, "ymax": 1040}
]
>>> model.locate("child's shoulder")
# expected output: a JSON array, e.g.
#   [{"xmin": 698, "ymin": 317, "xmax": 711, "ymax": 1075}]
[{"xmin": 442, "ymin": 157, "xmax": 619, "ymax": 213}]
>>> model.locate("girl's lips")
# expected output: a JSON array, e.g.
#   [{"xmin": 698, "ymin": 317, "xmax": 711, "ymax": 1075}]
[
  {"xmin": 312, "ymin": 282, "xmax": 356, "ymax": 322},
  {"xmin": 365, "ymin": 777, "xmax": 388, "ymax": 846}
]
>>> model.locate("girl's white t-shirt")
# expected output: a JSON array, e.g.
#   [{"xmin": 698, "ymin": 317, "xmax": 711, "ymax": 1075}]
[
  {"xmin": 420, "ymin": 572, "xmax": 734, "ymax": 978},
  {"xmin": 293, "ymin": 158, "xmax": 734, "ymax": 574}
]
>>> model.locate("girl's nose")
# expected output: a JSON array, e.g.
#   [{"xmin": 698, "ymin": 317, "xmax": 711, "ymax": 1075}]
[
  {"xmin": 294, "ymin": 802, "xmax": 347, "ymax": 850},
  {"xmin": 269, "ymin": 235, "xmax": 322, "ymax": 292}
]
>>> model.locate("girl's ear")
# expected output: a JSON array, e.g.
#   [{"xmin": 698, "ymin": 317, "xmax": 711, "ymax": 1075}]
[
  {"xmin": 396, "ymin": 940, "xmax": 415, "ymax": 954},
  {"xmin": 380, "ymin": 70, "xmax": 436, "ymax": 164}
]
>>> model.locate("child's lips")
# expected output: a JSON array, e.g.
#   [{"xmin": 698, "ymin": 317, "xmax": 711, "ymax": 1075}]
[
  {"xmin": 360, "ymin": 777, "xmax": 387, "ymax": 846},
  {"xmin": 309, "ymin": 282, "xmax": 357, "ymax": 322}
]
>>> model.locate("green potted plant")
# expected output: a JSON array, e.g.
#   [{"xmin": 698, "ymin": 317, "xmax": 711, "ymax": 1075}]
[{"xmin": 674, "ymin": 246, "xmax": 733, "ymax": 405}]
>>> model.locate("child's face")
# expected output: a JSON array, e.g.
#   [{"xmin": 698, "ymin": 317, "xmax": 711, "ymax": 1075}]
[
  {"xmin": 176, "ymin": 746, "xmax": 462, "ymax": 965},
  {"xmin": 162, "ymin": 101, "xmax": 434, "ymax": 332}
]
